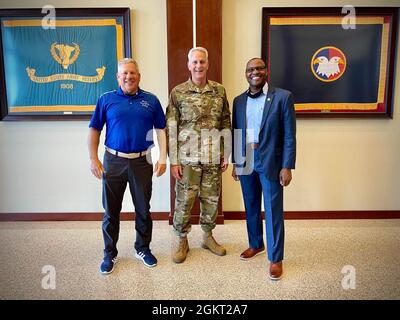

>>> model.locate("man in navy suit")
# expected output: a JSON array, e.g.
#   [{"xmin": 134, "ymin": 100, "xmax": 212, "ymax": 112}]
[{"xmin": 232, "ymin": 58, "xmax": 296, "ymax": 280}]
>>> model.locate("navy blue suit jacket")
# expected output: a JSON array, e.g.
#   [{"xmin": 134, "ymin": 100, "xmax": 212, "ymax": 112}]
[{"xmin": 232, "ymin": 86, "xmax": 296, "ymax": 181}]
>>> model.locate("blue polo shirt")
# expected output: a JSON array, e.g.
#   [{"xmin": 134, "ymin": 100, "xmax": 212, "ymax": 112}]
[{"xmin": 89, "ymin": 87, "xmax": 166, "ymax": 153}]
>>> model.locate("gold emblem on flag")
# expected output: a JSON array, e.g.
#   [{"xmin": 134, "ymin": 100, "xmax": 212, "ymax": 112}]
[
  {"xmin": 50, "ymin": 42, "xmax": 80, "ymax": 69},
  {"xmin": 25, "ymin": 43, "xmax": 106, "ymax": 83}
]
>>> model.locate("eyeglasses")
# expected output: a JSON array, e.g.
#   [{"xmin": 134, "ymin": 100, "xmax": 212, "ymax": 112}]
[{"xmin": 246, "ymin": 66, "xmax": 267, "ymax": 73}]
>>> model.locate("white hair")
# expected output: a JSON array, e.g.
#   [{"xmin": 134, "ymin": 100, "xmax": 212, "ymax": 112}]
[
  {"xmin": 118, "ymin": 58, "xmax": 139, "ymax": 72},
  {"xmin": 188, "ymin": 47, "xmax": 208, "ymax": 61}
]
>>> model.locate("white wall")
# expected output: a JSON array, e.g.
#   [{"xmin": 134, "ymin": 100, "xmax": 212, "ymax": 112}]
[
  {"xmin": 0, "ymin": 0, "xmax": 170, "ymax": 213},
  {"xmin": 1, "ymin": 0, "xmax": 399, "ymax": 214},
  {"xmin": 222, "ymin": 0, "xmax": 400, "ymax": 211}
]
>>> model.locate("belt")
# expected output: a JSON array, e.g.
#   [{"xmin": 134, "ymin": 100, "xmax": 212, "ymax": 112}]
[
  {"xmin": 106, "ymin": 147, "xmax": 148, "ymax": 159},
  {"xmin": 250, "ymin": 143, "xmax": 259, "ymax": 150}
]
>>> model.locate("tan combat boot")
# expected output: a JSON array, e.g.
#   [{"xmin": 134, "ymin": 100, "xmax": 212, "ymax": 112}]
[
  {"xmin": 201, "ymin": 231, "xmax": 226, "ymax": 256},
  {"xmin": 172, "ymin": 236, "xmax": 189, "ymax": 263}
]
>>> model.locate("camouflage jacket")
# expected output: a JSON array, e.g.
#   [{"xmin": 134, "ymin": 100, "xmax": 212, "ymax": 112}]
[{"xmin": 166, "ymin": 79, "xmax": 231, "ymax": 165}]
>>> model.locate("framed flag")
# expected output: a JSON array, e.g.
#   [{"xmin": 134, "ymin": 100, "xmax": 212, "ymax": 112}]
[
  {"xmin": 0, "ymin": 7, "xmax": 131, "ymax": 120},
  {"xmin": 262, "ymin": 7, "xmax": 398, "ymax": 118}
]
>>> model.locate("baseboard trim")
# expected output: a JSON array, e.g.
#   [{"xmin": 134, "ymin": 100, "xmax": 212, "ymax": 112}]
[
  {"xmin": 0, "ymin": 211, "xmax": 399, "ymax": 221},
  {"xmin": 224, "ymin": 211, "xmax": 400, "ymax": 219},
  {"xmin": 0, "ymin": 212, "xmax": 170, "ymax": 221}
]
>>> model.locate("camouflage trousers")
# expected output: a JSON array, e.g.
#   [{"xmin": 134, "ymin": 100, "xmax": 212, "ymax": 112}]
[{"xmin": 173, "ymin": 164, "xmax": 221, "ymax": 237}]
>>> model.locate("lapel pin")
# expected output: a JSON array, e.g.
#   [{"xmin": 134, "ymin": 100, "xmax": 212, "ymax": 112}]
[{"xmin": 267, "ymin": 98, "xmax": 271, "ymax": 101}]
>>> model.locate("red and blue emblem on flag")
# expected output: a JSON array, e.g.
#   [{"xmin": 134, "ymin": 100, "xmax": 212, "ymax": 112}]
[{"xmin": 311, "ymin": 46, "xmax": 346, "ymax": 82}]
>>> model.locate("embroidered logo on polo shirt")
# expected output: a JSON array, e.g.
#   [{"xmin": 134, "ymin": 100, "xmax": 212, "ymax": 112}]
[{"xmin": 140, "ymin": 100, "xmax": 150, "ymax": 108}]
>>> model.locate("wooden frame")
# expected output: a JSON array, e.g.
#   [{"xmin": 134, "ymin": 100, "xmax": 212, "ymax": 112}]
[
  {"xmin": 0, "ymin": 8, "xmax": 131, "ymax": 120},
  {"xmin": 262, "ymin": 7, "xmax": 398, "ymax": 118}
]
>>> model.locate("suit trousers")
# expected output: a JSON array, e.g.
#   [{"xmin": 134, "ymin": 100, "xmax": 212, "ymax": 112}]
[
  {"xmin": 102, "ymin": 151, "xmax": 153, "ymax": 259},
  {"xmin": 239, "ymin": 149, "xmax": 284, "ymax": 263}
]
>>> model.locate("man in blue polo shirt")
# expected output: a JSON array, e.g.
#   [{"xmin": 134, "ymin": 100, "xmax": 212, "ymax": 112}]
[{"xmin": 88, "ymin": 58, "xmax": 167, "ymax": 274}]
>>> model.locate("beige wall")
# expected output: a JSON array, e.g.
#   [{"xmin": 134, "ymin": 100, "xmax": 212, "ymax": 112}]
[
  {"xmin": 0, "ymin": 0, "xmax": 399, "ymax": 213},
  {"xmin": 222, "ymin": 0, "xmax": 400, "ymax": 211}
]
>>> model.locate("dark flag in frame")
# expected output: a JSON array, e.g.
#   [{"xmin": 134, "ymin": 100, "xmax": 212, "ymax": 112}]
[
  {"xmin": 262, "ymin": 7, "xmax": 398, "ymax": 118},
  {"xmin": 0, "ymin": 8, "xmax": 131, "ymax": 120}
]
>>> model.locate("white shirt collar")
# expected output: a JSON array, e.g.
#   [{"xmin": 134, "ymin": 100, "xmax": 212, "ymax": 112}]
[{"xmin": 262, "ymin": 82, "xmax": 269, "ymax": 95}]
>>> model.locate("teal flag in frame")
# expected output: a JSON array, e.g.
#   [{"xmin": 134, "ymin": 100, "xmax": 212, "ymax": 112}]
[{"xmin": 1, "ymin": 17, "xmax": 124, "ymax": 115}]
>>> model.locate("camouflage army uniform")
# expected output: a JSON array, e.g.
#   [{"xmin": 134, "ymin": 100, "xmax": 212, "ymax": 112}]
[{"xmin": 166, "ymin": 79, "xmax": 231, "ymax": 237}]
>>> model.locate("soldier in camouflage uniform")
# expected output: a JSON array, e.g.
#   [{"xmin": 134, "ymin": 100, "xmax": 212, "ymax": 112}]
[{"xmin": 166, "ymin": 47, "xmax": 231, "ymax": 263}]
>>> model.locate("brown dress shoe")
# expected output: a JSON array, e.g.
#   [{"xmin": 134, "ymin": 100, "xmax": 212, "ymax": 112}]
[
  {"xmin": 269, "ymin": 261, "xmax": 283, "ymax": 280},
  {"xmin": 240, "ymin": 247, "xmax": 265, "ymax": 261}
]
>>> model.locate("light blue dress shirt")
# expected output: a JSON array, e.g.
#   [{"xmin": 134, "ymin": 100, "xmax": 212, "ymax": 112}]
[{"xmin": 246, "ymin": 93, "xmax": 267, "ymax": 143}]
